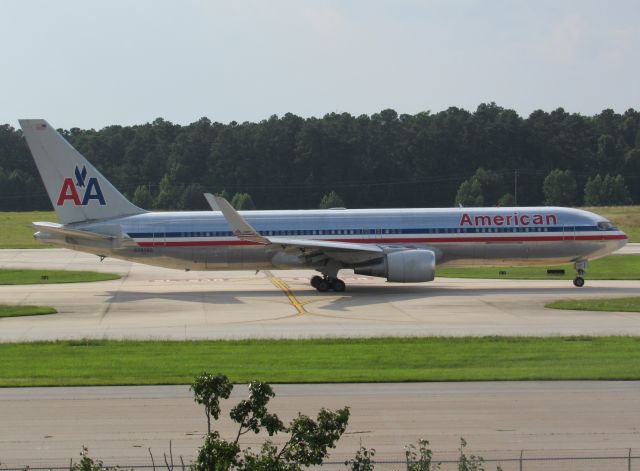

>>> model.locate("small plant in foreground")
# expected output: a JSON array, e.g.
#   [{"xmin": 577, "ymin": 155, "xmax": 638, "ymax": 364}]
[
  {"xmin": 190, "ymin": 373, "xmax": 350, "ymax": 470},
  {"xmin": 345, "ymin": 445, "xmax": 376, "ymax": 470},
  {"xmin": 70, "ymin": 446, "xmax": 129, "ymax": 471},
  {"xmin": 457, "ymin": 438, "xmax": 485, "ymax": 471},
  {"xmin": 191, "ymin": 373, "xmax": 233, "ymax": 434},
  {"xmin": 405, "ymin": 439, "xmax": 440, "ymax": 470}
]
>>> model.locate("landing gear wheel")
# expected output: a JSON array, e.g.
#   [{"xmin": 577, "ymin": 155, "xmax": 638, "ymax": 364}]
[
  {"xmin": 310, "ymin": 275, "xmax": 323, "ymax": 288},
  {"xmin": 573, "ymin": 261, "xmax": 588, "ymax": 288},
  {"xmin": 332, "ymin": 279, "xmax": 346, "ymax": 292},
  {"xmin": 316, "ymin": 279, "xmax": 330, "ymax": 292}
]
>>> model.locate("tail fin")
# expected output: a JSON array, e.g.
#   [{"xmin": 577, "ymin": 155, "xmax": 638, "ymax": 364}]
[{"xmin": 19, "ymin": 119, "xmax": 145, "ymax": 224}]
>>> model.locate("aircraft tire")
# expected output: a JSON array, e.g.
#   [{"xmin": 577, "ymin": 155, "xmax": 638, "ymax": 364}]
[
  {"xmin": 310, "ymin": 275, "xmax": 323, "ymax": 288},
  {"xmin": 332, "ymin": 279, "xmax": 346, "ymax": 292},
  {"xmin": 573, "ymin": 276, "xmax": 585, "ymax": 287},
  {"xmin": 316, "ymin": 279, "xmax": 330, "ymax": 292}
]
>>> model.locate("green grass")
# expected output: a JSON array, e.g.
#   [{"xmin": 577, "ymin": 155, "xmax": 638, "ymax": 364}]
[
  {"xmin": 546, "ymin": 297, "xmax": 640, "ymax": 313},
  {"xmin": 0, "ymin": 304, "xmax": 57, "ymax": 318},
  {"xmin": 0, "ymin": 211, "xmax": 58, "ymax": 248},
  {"xmin": 583, "ymin": 205, "xmax": 640, "ymax": 243},
  {"xmin": 0, "ymin": 269, "xmax": 120, "ymax": 285},
  {"xmin": 438, "ymin": 254, "xmax": 639, "ymax": 280},
  {"xmin": 2, "ymin": 337, "xmax": 640, "ymax": 387}
]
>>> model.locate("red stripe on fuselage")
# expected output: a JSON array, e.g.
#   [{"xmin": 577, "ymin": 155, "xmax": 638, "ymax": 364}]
[{"xmin": 135, "ymin": 234, "xmax": 627, "ymax": 247}]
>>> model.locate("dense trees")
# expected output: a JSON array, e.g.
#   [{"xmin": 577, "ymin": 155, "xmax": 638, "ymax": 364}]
[
  {"xmin": 543, "ymin": 169, "xmax": 578, "ymax": 206},
  {"xmin": 584, "ymin": 175, "xmax": 631, "ymax": 206},
  {"xmin": 230, "ymin": 192, "xmax": 255, "ymax": 210},
  {"xmin": 319, "ymin": 191, "xmax": 345, "ymax": 209},
  {"xmin": 1, "ymin": 104, "xmax": 639, "ymax": 211},
  {"xmin": 454, "ymin": 168, "xmax": 510, "ymax": 207}
]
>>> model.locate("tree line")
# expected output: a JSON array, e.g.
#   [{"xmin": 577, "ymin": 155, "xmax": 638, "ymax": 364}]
[{"xmin": 1, "ymin": 103, "xmax": 639, "ymax": 211}]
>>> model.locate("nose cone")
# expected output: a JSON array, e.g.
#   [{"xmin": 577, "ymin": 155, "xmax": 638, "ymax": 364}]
[
  {"xmin": 619, "ymin": 230, "xmax": 629, "ymax": 247},
  {"xmin": 608, "ymin": 229, "xmax": 629, "ymax": 254}
]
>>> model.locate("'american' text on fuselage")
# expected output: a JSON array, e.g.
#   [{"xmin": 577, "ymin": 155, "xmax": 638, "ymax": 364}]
[{"xmin": 459, "ymin": 213, "xmax": 558, "ymax": 227}]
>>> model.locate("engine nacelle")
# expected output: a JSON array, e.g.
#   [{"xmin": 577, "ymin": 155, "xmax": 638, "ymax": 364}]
[{"xmin": 354, "ymin": 249, "xmax": 436, "ymax": 283}]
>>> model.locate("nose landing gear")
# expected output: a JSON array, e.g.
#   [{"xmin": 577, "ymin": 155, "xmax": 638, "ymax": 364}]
[
  {"xmin": 310, "ymin": 275, "xmax": 346, "ymax": 292},
  {"xmin": 573, "ymin": 261, "xmax": 588, "ymax": 287}
]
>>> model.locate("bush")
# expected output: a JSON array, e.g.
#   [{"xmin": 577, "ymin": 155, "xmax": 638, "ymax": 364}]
[
  {"xmin": 230, "ymin": 193, "xmax": 255, "ymax": 210},
  {"xmin": 319, "ymin": 191, "xmax": 345, "ymax": 209},
  {"xmin": 131, "ymin": 185, "xmax": 154, "ymax": 209},
  {"xmin": 455, "ymin": 179, "xmax": 484, "ymax": 207},
  {"xmin": 584, "ymin": 174, "xmax": 631, "ymax": 206},
  {"xmin": 543, "ymin": 169, "xmax": 577, "ymax": 206},
  {"xmin": 190, "ymin": 373, "xmax": 350, "ymax": 470}
]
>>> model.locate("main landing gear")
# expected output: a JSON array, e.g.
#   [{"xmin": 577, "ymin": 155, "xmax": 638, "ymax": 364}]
[
  {"xmin": 573, "ymin": 261, "xmax": 587, "ymax": 287},
  {"xmin": 310, "ymin": 275, "xmax": 346, "ymax": 292}
]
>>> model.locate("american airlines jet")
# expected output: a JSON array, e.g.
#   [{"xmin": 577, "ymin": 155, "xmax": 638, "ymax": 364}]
[{"xmin": 20, "ymin": 119, "xmax": 628, "ymax": 292}]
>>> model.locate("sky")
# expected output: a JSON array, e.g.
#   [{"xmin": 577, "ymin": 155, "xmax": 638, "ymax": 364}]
[{"xmin": 1, "ymin": 0, "xmax": 639, "ymax": 129}]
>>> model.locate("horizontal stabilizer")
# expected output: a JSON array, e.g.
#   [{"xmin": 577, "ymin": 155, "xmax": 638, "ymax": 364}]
[{"xmin": 32, "ymin": 222, "xmax": 116, "ymax": 242}]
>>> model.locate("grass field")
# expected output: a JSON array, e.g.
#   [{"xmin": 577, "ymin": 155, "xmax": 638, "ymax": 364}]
[
  {"xmin": 0, "ymin": 304, "xmax": 57, "ymax": 318},
  {"xmin": 546, "ymin": 297, "xmax": 640, "ymax": 313},
  {"xmin": 0, "ymin": 211, "xmax": 58, "ymax": 248},
  {"xmin": 0, "ymin": 269, "xmax": 120, "ymax": 285},
  {"xmin": 438, "ymin": 254, "xmax": 639, "ymax": 280},
  {"xmin": 2, "ymin": 337, "xmax": 640, "ymax": 387}
]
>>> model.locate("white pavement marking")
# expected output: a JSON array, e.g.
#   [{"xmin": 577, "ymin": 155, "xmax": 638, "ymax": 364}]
[
  {"xmin": 618, "ymin": 242, "xmax": 640, "ymax": 254},
  {"xmin": 1, "ymin": 382, "xmax": 640, "ymax": 467},
  {"xmin": 1, "ymin": 248, "xmax": 639, "ymax": 341}
]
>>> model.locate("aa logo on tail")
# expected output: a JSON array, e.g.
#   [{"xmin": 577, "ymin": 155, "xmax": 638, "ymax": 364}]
[{"xmin": 57, "ymin": 166, "xmax": 106, "ymax": 206}]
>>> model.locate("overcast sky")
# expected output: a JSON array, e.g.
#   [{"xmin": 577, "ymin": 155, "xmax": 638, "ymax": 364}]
[{"xmin": 1, "ymin": 0, "xmax": 638, "ymax": 129}]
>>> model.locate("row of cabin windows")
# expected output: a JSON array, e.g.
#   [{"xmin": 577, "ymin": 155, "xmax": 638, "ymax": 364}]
[{"xmin": 170, "ymin": 226, "xmax": 553, "ymax": 238}]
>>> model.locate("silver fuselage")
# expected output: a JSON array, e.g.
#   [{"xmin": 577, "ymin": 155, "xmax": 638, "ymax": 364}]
[{"xmin": 36, "ymin": 206, "xmax": 628, "ymax": 273}]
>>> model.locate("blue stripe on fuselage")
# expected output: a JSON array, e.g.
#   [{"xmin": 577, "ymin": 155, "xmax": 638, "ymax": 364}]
[{"xmin": 127, "ymin": 225, "xmax": 609, "ymax": 239}]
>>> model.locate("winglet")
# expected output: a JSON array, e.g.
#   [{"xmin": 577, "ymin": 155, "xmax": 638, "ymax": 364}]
[{"xmin": 212, "ymin": 195, "xmax": 268, "ymax": 244}]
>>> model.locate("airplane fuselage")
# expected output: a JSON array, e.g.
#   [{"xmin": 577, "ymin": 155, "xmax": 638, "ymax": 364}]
[{"xmin": 37, "ymin": 206, "xmax": 628, "ymax": 273}]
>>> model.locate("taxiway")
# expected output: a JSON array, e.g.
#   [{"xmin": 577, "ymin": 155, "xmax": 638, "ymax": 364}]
[{"xmin": 0, "ymin": 248, "xmax": 639, "ymax": 341}]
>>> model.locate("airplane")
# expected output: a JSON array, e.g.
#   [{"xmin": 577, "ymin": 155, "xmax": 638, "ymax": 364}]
[{"xmin": 19, "ymin": 119, "xmax": 628, "ymax": 292}]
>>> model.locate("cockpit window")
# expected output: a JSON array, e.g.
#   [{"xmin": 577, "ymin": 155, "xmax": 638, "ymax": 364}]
[{"xmin": 597, "ymin": 221, "xmax": 612, "ymax": 230}]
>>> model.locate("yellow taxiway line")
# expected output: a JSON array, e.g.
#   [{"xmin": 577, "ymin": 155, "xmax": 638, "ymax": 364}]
[{"xmin": 264, "ymin": 271, "xmax": 306, "ymax": 314}]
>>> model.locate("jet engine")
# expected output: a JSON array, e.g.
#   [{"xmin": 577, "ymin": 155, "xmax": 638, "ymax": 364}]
[{"xmin": 354, "ymin": 249, "xmax": 436, "ymax": 283}]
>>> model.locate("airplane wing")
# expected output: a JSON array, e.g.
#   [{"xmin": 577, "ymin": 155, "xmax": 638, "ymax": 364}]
[
  {"xmin": 32, "ymin": 222, "xmax": 116, "ymax": 241},
  {"xmin": 210, "ymin": 195, "xmax": 384, "ymax": 264},
  {"xmin": 206, "ymin": 194, "xmax": 270, "ymax": 244},
  {"xmin": 203, "ymin": 193, "xmax": 221, "ymax": 212}
]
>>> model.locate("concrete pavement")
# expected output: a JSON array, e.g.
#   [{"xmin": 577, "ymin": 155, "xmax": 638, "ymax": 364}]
[
  {"xmin": 1, "ymin": 382, "xmax": 639, "ymax": 468},
  {"xmin": 1, "ymin": 249, "xmax": 639, "ymax": 341},
  {"xmin": 1, "ymin": 249, "xmax": 639, "ymax": 468}
]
